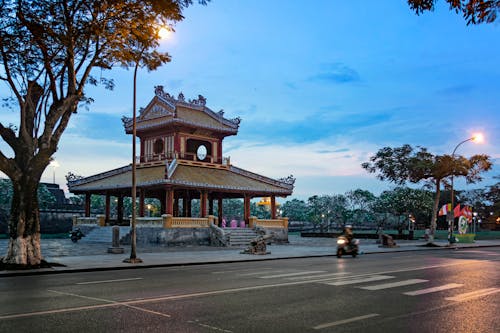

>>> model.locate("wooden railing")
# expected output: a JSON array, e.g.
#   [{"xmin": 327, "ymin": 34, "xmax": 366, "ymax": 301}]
[
  {"xmin": 249, "ymin": 217, "xmax": 289, "ymax": 229},
  {"xmin": 73, "ymin": 215, "xmax": 105, "ymax": 226},
  {"xmin": 163, "ymin": 214, "xmax": 216, "ymax": 228}
]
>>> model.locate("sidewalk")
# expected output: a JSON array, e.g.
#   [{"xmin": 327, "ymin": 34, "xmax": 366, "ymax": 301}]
[{"xmin": 1, "ymin": 235, "xmax": 499, "ymax": 277}]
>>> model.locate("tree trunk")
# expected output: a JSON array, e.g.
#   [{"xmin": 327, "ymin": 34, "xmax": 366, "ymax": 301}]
[
  {"xmin": 2, "ymin": 176, "xmax": 42, "ymax": 266},
  {"xmin": 428, "ymin": 180, "xmax": 441, "ymax": 244}
]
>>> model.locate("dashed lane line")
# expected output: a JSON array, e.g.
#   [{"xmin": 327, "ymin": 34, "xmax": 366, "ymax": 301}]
[
  {"xmin": 445, "ymin": 288, "xmax": 500, "ymax": 302},
  {"xmin": 313, "ymin": 313, "xmax": 380, "ymax": 330},
  {"xmin": 76, "ymin": 277, "xmax": 143, "ymax": 285},
  {"xmin": 285, "ymin": 272, "xmax": 349, "ymax": 280},
  {"xmin": 258, "ymin": 271, "xmax": 326, "ymax": 279},
  {"xmin": 324, "ymin": 275, "xmax": 394, "ymax": 286},
  {"xmin": 403, "ymin": 283, "xmax": 463, "ymax": 296},
  {"xmin": 360, "ymin": 279, "xmax": 428, "ymax": 291}
]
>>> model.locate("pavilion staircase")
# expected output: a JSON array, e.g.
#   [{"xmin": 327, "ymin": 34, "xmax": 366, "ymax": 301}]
[
  {"xmin": 79, "ymin": 226, "xmax": 131, "ymax": 243},
  {"xmin": 223, "ymin": 228, "xmax": 259, "ymax": 247}
]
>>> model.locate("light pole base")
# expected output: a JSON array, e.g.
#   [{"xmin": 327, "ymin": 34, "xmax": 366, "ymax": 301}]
[{"xmin": 123, "ymin": 257, "xmax": 143, "ymax": 264}]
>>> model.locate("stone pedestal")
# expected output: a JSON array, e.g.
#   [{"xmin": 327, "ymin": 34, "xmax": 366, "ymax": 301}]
[{"xmin": 108, "ymin": 226, "xmax": 124, "ymax": 254}]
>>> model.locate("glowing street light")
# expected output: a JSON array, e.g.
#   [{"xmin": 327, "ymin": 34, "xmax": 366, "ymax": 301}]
[
  {"xmin": 448, "ymin": 133, "xmax": 484, "ymax": 245},
  {"xmin": 49, "ymin": 159, "xmax": 60, "ymax": 184}
]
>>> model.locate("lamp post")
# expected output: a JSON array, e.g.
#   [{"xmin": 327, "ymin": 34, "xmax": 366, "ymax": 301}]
[
  {"xmin": 447, "ymin": 133, "xmax": 483, "ymax": 246},
  {"xmin": 124, "ymin": 27, "xmax": 170, "ymax": 264},
  {"xmin": 123, "ymin": 56, "xmax": 143, "ymax": 264}
]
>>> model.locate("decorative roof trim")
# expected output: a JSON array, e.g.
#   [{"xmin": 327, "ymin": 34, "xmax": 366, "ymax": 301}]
[
  {"xmin": 67, "ymin": 164, "xmax": 132, "ymax": 189},
  {"xmin": 229, "ymin": 166, "xmax": 295, "ymax": 191}
]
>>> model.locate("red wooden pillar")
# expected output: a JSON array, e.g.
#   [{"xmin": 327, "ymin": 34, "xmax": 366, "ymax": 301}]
[
  {"xmin": 117, "ymin": 194, "xmax": 124, "ymax": 224},
  {"xmin": 165, "ymin": 188, "xmax": 174, "ymax": 215},
  {"xmin": 200, "ymin": 191, "xmax": 208, "ymax": 217},
  {"xmin": 271, "ymin": 196, "xmax": 277, "ymax": 219},
  {"xmin": 105, "ymin": 193, "xmax": 110, "ymax": 223},
  {"xmin": 208, "ymin": 195, "xmax": 214, "ymax": 216},
  {"xmin": 244, "ymin": 195, "xmax": 251, "ymax": 225},
  {"xmin": 218, "ymin": 196, "xmax": 223, "ymax": 226},
  {"xmin": 174, "ymin": 196, "xmax": 179, "ymax": 217},
  {"xmin": 139, "ymin": 189, "xmax": 145, "ymax": 217},
  {"xmin": 85, "ymin": 193, "xmax": 91, "ymax": 217},
  {"xmin": 186, "ymin": 194, "xmax": 192, "ymax": 217}
]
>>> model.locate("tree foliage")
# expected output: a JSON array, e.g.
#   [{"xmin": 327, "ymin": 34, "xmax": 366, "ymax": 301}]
[
  {"xmin": 362, "ymin": 144, "xmax": 492, "ymax": 241},
  {"xmin": 407, "ymin": 0, "xmax": 500, "ymax": 24},
  {"xmin": 0, "ymin": 0, "xmax": 207, "ymax": 266}
]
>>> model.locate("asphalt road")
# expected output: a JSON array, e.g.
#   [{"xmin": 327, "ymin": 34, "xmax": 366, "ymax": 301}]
[{"xmin": 0, "ymin": 248, "xmax": 498, "ymax": 333}]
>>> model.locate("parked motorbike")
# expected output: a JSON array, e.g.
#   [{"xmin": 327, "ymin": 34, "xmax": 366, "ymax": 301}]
[
  {"xmin": 336, "ymin": 236, "xmax": 359, "ymax": 258},
  {"xmin": 69, "ymin": 228, "xmax": 85, "ymax": 243}
]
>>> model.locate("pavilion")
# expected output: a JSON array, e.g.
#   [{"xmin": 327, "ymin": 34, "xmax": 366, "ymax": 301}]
[{"xmin": 68, "ymin": 86, "xmax": 294, "ymax": 229}]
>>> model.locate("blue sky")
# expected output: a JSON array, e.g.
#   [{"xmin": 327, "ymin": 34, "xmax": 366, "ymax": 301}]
[{"xmin": 2, "ymin": 1, "xmax": 499, "ymax": 200}]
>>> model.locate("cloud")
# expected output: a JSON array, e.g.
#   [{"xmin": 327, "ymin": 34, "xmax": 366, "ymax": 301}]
[{"xmin": 309, "ymin": 63, "xmax": 361, "ymax": 84}]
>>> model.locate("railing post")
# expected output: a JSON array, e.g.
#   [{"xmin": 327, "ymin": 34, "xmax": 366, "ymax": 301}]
[
  {"xmin": 249, "ymin": 216, "xmax": 257, "ymax": 228},
  {"xmin": 208, "ymin": 215, "xmax": 215, "ymax": 225},
  {"xmin": 163, "ymin": 214, "xmax": 173, "ymax": 228},
  {"xmin": 281, "ymin": 217, "xmax": 289, "ymax": 229},
  {"xmin": 97, "ymin": 214, "xmax": 106, "ymax": 226}
]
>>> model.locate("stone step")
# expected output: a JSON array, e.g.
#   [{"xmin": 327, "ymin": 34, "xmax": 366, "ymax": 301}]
[
  {"xmin": 223, "ymin": 228, "xmax": 259, "ymax": 247},
  {"xmin": 80, "ymin": 226, "xmax": 131, "ymax": 243}
]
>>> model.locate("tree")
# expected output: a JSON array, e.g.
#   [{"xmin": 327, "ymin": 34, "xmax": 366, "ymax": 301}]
[
  {"xmin": 345, "ymin": 189, "xmax": 376, "ymax": 226},
  {"xmin": 407, "ymin": 0, "xmax": 499, "ymax": 25},
  {"xmin": 0, "ymin": 0, "xmax": 207, "ymax": 267},
  {"xmin": 282, "ymin": 199, "xmax": 308, "ymax": 222},
  {"xmin": 373, "ymin": 187, "xmax": 434, "ymax": 230},
  {"xmin": 362, "ymin": 144, "xmax": 492, "ymax": 243}
]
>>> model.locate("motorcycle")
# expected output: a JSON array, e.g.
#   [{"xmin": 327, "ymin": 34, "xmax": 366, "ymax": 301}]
[
  {"xmin": 69, "ymin": 228, "xmax": 85, "ymax": 243},
  {"xmin": 336, "ymin": 236, "xmax": 359, "ymax": 258}
]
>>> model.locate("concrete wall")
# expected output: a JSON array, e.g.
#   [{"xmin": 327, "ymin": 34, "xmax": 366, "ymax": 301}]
[{"xmin": 121, "ymin": 227, "xmax": 211, "ymax": 246}]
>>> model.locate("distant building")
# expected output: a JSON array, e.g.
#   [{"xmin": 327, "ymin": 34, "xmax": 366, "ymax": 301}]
[{"xmin": 41, "ymin": 183, "xmax": 68, "ymax": 205}]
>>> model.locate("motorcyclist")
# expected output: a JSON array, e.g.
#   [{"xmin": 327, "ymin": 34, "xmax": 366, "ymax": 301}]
[{"xmin": 342, "ymin": 225, "xmax": 354, "ymax": 245}]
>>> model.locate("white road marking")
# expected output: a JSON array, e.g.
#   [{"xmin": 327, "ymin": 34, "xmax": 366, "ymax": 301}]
[
  {"xmin": 445, "ymin": 288, "xmax": 500, "ymax": 302},
  {"xmin": 360, "ymin": 279, "xmax": 428, "ymax": 291},
  {"xmin": 237, "ymin": 270, "xmax": 286, "ymax": 276},
  {"xmin": 0, "ymin": 260, "xmax": 489, "ymax": 321},
  {"xmin": 285, "ymin": 272, "xmax": 349, "ymax": 280},
  {"xmin": 258, "ymin": 271, "xmax": 326, "ymax": 279},
  {"xmin": 76, "ymin": 277, "xmax": 143, "ymax": 285},
  {"xmin": 313, "ymin": 313, "xmax": 380, "ymax": 330},
  {"xmin": 212, "ymin": 267, "xmax": 275, "ymax": 274},
  {"xmin": 404, "ymin": 283, "xmax": 463, "ymax": 296},
  {"xmin": 324, "ymin": 275, "xmax": 394, "ymax": 286}
]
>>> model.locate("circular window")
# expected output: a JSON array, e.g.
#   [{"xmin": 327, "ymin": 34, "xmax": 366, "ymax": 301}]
[{"xmin": 197, "ymin": 145, "xmax": 207, "ymax": 160}]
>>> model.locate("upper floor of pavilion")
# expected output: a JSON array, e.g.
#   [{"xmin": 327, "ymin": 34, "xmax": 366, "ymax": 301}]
[{"xmin": 121, "ymin": 86, "xmax": 241, "ymax": 165}]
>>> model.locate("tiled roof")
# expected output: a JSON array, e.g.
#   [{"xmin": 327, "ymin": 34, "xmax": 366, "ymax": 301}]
[
  {"xmin": 122, "ymin": 87, "xmax": 240, "ymax": 135},
  {"xmin": 68, "ymin": 162, "xmax": 293, "ymax": 196}
]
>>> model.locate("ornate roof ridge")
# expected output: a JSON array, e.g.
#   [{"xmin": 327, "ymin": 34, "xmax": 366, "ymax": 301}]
[
  {"xmin": 229, "ymin": 165, "xmax": 295, "ymax": 190},
  {"xmin": 154, "ymin": 85, "xmax": 241, "ymax": 128},
  {"xmin": 67, "ymin": 164, "xmax": 132, "ymax": 188}
]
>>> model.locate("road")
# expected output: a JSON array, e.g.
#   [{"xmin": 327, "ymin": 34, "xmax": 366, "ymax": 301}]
[{"xmin": 0, "ymin": 248, "xmax": 499, "ymax": 332}]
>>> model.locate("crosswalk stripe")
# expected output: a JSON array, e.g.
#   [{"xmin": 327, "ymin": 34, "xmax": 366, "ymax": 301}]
[
  {"xmin": 259, "ymin": 271, "xmax": 326, "ymax": 279},
  {"xmin": 445, "ymin": 288, "xmax": 500, "ymax": 302},
  {"xmin": 286, "ymin": 272, "xmax": 349, "ymax": 280},
  {"xmin": 324, "ymin": 275, "xmax": 394, "ymax": 286},
  {"xmin": 404, "ymin": 283, "xmax": 463, "ymax": 296},
  {"xmin": 360, "ymin": 279, "xmax": 428, "ymax": 291}
]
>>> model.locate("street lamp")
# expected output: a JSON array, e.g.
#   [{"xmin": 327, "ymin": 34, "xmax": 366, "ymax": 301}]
[
  {"xmin": 447, "ymin": 133, "xmax": 484, "ymax": 245},
  {"xmin": 49, "ymin": 159, "xmax": 60, "ymax": 184},
  {"xmin": 124, "ymin": 27, "xmax": 170, "ymax": 264}
]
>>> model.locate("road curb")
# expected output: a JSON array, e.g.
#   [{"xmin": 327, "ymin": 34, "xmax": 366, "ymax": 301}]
[{"xmin": 1, "ymin": 243, "xmax": 498, "ymax": 278}]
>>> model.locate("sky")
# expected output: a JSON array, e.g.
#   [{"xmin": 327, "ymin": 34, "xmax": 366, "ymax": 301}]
[{"xmin": 1, "ymin": 0, "xmax": 499, "ymax": 201}]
